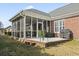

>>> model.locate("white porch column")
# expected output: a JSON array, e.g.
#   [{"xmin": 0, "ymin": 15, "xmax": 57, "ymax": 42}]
[
  {"xmin": 31, "ymin": 17, "xmax": 33, "ymax": 38},
  {"xmin": 12, "ymin": 23, "xmax": 15, "ymax": 37},
  {"xmin": 23, "ymin": 16, "xmax": 26, "ymax": 39},
  {"xmin": 36, "ymin": 18, "xmax": 38, "ymax": 38},
  {"xmin": 12, "ymin": 22, "xmax": 13, "ymax": 37},
  {"xmin": 16, "ymin": 21, "xmax": 17, "ymax": 37},
  {"xmin": 46, "ymin": 21, "xmax": 48, "ymax": 32},
  {"xmin": 20, "ymin": 19, "xmax": 22, "ymax": 38},
  {"xmin": 50, "ymin": 21, "xmax": 51, "ymax": 32},
  {"xmin": 42, "ymin": 20, "xmax": 44, "ymax": 31},
  {"xmin": 14, "ymin": 23, "xmax": 16, "ymax": 37}
]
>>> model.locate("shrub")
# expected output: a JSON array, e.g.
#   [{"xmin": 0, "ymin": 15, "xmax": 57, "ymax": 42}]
[
  {"xmin": 38, "ymin": 30, "xmax": 45, "ymax": 40},
  {"xmin": 60, "ymin": 29, "xmax": 73, "ymax": 39},
  {"xmin": 45, "ymin": 32, "xmax": 54, "ymax": 38},
  {"xmin": 8, "ymin": 32, "xmax": 11, "ymax": 36}
]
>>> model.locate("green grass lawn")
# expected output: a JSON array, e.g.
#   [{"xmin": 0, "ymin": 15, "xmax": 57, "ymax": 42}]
[
  {"xmin": 0, "ymin": 35, "xmax": 79, "ymax": 56},
  {"xmin": 44, "ymin": 40, "xmax": 79, "ymax": 56}
]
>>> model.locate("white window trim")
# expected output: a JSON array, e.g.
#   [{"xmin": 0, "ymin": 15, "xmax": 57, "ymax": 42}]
[
  {"xmin": 54, "ymin": 21, "xmax": 60, "ymax": 33},
  {"xmin": 54, "ymin": 20, "xmax": 64, "ymax": 33}
]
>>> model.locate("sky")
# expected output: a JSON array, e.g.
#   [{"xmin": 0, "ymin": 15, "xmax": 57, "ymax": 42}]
[{"xmin": 0, "ymin": 3, "xmax": 68, "ymax": 28}]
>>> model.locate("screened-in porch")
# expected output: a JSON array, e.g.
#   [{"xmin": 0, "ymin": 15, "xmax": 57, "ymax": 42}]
[
  {"xmin": 12, "ymin": 16, "xmax": 51, "ymax": 38},
  {"xmin": 11, "ymin": 9, "xmax": 68, "ymax": 43}
]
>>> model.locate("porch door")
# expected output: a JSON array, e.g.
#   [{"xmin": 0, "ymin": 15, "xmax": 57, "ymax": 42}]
[
  {"xmin": 38, "ymin": 22, "xmax": 42, "ymax": 38},
  {"xmin": 38, "ymin": 23, "xmax": 42, "ymax": 31}
]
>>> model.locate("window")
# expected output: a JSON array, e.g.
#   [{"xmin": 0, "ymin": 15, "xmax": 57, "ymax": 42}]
[
  {"xmin": 13, "ymin": 22, "xmax": 16, "ymax": 30},
  {"xmin": 54, "ymin": 20, "xmax": 64, "ymax": 33},
  {"xmin": 17, "ymin": 21, "xmax": 20, "ymax": 31}
]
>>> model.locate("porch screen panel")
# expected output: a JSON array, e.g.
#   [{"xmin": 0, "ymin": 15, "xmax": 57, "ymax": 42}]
[
  {"xmin": 20, "ymin": 17, "xmax": 24, "ymax": 38},
  {"xmin": 32, "ymin": 17, "xmax": 37, "ymax": 37},
  {"xmin": 26, "ymin": 16, "xmax": 31, "ymax": 38},
  {"xmin": 43, "ymin": 20, "xmax": 46, "ymax": 32}
]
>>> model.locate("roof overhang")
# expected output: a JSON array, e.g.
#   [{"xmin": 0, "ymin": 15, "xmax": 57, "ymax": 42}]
[
  {"xmin": 9, "ymin": 10, "xmax": 24, "ymax": 22},
  {"xmin": 22, "ymin": 10, "xmax": 51, "ymax": 20},
  {"xmin": 9, "ymin": 9, "xmax": 51, "ymax": 22},
  {"xmin": 51, "ymin": 11, "xmax": 79, "ymax": 20}
]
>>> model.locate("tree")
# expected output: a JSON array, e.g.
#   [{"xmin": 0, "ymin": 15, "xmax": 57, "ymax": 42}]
[{"xmin": 38, "ymin": 30, "xmax": 45, "ymax": 41}]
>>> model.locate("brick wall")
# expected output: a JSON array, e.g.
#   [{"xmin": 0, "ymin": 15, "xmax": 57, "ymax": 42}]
[{"xmin": 64, "ymin": 16, "xmax": 79, "ymax": 39}]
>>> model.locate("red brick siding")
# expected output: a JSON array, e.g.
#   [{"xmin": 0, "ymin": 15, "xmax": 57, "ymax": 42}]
[{"xmin": 64, "ymin": 16, "xmax": 79, "ymax": 39}]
